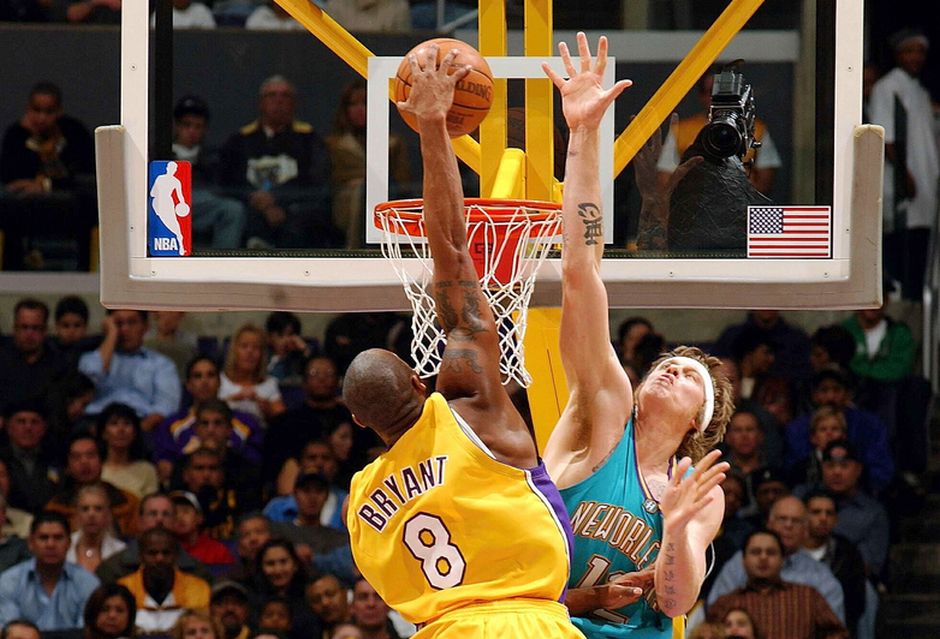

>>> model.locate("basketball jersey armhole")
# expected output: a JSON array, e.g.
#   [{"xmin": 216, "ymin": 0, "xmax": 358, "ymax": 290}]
[
  {"xmin": 450, "ymin": 406, "xmax": 498, "ymax": 460},
  {"xmin": 558, "ymin": 418, "xmax": 633, "ymax": 494}
]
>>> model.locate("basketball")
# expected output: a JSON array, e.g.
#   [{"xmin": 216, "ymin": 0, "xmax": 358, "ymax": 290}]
[
  {"xmin": 175, "ymin": 202, "xmax": 190, "ymax": 217},
  {"xmin": 395, "ymin": 38, "xmax": 494, "ymax": 138}
]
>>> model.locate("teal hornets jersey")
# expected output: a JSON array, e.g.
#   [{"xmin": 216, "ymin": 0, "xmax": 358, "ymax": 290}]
[{"xmin": 559, "ymin": 417, "xmax": 672, "ymax": 639}]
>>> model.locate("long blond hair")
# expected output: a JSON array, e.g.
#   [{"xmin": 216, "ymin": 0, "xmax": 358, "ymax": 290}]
[
  {"xmin": 634, "ymin": 346, "xmax": 734, "ymax": 463},
  {"xmin": 223, "ymin": 324, "xmax": 268, "ymax": 383}
]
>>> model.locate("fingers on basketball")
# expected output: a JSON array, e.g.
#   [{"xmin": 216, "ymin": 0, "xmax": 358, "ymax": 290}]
[{"xmin": 395, "ymin": 37, "xmax": 494, "ymax": 138}]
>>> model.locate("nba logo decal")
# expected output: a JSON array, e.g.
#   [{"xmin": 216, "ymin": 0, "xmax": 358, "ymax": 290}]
[{"xmin": 148, "ymin": 160, "xmax": 192, "ymax": 256}]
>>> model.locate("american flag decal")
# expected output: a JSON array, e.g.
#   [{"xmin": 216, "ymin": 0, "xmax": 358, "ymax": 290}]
[{"xmin": 747, "ymin": 206, "xmax": 832, "ymax": 258}]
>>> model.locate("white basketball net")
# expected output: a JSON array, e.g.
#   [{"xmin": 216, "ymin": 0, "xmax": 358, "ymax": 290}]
[{"xmin": 375, "ymin": 199, "xmax": 562, "ymax": 387}]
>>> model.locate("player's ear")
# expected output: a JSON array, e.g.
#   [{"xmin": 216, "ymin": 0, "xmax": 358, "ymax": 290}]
[{"xmin": 411, "ymin": 374, "xmax": 427, "ymax": 397}]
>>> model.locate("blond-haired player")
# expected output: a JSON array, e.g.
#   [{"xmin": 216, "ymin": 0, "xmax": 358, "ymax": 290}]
[{"xmin": 542, "ymin": 33, "xmax": 735, "ymax": 638}]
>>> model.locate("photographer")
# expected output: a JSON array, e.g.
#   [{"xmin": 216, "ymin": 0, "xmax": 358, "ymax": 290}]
[{"xmin": 657, "ymin": 64, "xmax": 781, "ymax": 196}]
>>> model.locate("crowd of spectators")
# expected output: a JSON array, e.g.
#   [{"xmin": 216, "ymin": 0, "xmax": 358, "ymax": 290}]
[{"xmin": 0, "ymin": 290, "xmax": 928, "ymax": 639}]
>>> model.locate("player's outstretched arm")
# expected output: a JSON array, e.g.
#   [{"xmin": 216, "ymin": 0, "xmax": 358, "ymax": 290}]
[
  {"xmin": 541, "ymin": 33, "xmax": 634, "ymax": 484},
  {"xmin": 398, "ymin": 45, "xmax": 534, "ymax": 468},
  {"xmin": 655, "ymin": 450, "xmax": 727, "ymax": 617}
]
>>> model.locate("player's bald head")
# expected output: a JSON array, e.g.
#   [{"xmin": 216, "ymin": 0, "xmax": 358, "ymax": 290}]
[{"xmin": 343, "ymin": 349, "xmax": 424, "ymax": 435}]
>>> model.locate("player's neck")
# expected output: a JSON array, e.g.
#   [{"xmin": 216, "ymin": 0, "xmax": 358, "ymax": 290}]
[{"xmin": 634, "ymin": 413, "xmax": 686, "ymax": 469}]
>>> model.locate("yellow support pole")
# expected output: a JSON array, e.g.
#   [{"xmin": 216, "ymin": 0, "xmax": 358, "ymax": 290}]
[
  {"xmin": 524, "ymin": 0, "xmax": 554, "ymax": 202},
  {"xmin": 612, "ymin": 0, "xmax": 764, "ymax": 177},
  {"xmin": 478, "ymin": 0, "xmax": 508, "ymax": 197},
  {"xmin": 490, "ymin": 148, "xmax": 526, "ymax": 199},
  {"xmin": 273, "ymin": 0, "xmax": 481, "ymax": 174}
]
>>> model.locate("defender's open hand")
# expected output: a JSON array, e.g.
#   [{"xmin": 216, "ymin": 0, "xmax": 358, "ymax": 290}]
[{"xmin": 659, "ymin": 449, "xmax": 729, "ymax": 533}]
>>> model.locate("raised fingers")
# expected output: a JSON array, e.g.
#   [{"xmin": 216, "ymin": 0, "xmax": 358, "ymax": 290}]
[
  {"xmin": 577, "ymin": 32, "xmax": 592, "ymax": 72},
  {"xmin": 595, "ymin": 35, "xmax": 609, "ymax": 77},
  {"xmin": 542, "ymin": 62, "xmax": 566, "ymax": 89},
  {"xmin": 558, "ymin": 41, "xmax": 577, "ymax": 78}
]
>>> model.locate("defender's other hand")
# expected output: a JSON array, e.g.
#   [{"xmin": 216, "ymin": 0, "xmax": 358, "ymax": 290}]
[
  {"xmin": 397, "ymin": 44, "xmax": 472, "ymax": 127},
  {"xmin": 541, "ymin": 32, "xmax": 632, "ymax": 131},
  {"xmin": 659, "ymin": 449, "xmax": 729, "ymax": 534}
]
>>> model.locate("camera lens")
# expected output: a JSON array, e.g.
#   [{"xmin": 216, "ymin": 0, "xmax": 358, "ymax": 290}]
[{"xmin": 703, "ymin": 120, "xmax": 741, "ymax": 159}]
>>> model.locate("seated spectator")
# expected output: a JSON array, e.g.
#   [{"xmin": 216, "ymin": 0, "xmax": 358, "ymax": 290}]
[
  {"xmin": 720, "ymin": 608, "xmax": 759, "ymax": 639},
  {"xmin": 257, "ymin": 597, "xmax": 291, "ymax": 636},
  {"xmin": 248, "ymin": 539, "xmax": 320, "ymax": 636},
  {"xmin": 79, "ymin": 310, "xmax": 182, "ymax": 433},
  {"xmin": 615, "ymin": 316, "xmax": 654, "ymax": 368},
  {"xmin": 783, "ymin": 367, "xmax": 894, "ymax": 494},
  {"xmin": 0, "ymin": 400, "xmax": 60, "ymax": 513},
  {"xmin": 118, "ymin": 527, "xmax": 210, "ymax": 634},
  {"xmin": 220, "ymin": 324, "xmax": 286, "ymax": 427},
  {"xmin": 306, "ymin": 574, "xmax": 351, "ymax": 637},
  {"xmin": 169, "ymin": 490, "xmax": 234, "ymax": 572},
  {"xmin": 45, "ymin": 433, "xmax": 139, "ymax": 537},
  {"xmin": 219, "ymin": 76, "xmax": 331, "ymax": 249},
  {"xmin": 265, "ymin": 440, "xmax": 348, "ymax": 530},
  {"xmin": 245, "ymin": 1, "xmax": 303, "ymax": 30},
  {"xmin": 731, "ymin": 327, "xmax": 794, "ymax": 426},
  {"xmin": 153, "ymin": 355, "xmax": 264, "ymax": 485},
  {"xmin": 270, "ymin": 473, "xmax": 348, "ymax": 559},
  {"xmin": 708, "ymin": 530, "xmax": 847, "ymax": 639},
  {"xmin": 713, "ymin": 311, "xmax": 812, "ymax": 387},
  {"xmin": 265, "ymin": 311, "xmax": 310, "ymax": 389},
  {"xmin": 330, "ymin": 624, "xmax": 363, "ymax": 639},
  {"xmin": 98, "ymin": 403, "xmax": 160, "ymax": 499},
  {"xmin": 177, "ymin": 447, "xmax": 257, "ymax": 540},
  {"xmin": 786, "ymin": 406, "xmax": 846, "ymax": 488},
  {"xmin": 743, "ymin": 466, "xmax": 789, "ymax": 530},
  {"xmin": 210, "ymin": 580, "xmax": 252, "ymax": 639},
  {"xmin": 0, "ymin": 493, "xmax": 30, "ymax": 573},
  {"xmin": 324, "ymin": 420, "xmax": 357, "ymax": 490},
  {"xmin": 52, "ymin": 295, "xmax": 99, "ymax": 367},
  {"xmin": 708, "ymin": 496, "xmax": 845, "ymax": 622},
  {"xmin": 66, "ymin": 483, "xmax": 126, "ymax": 574},
  {"xmin": 144, "ymin": 311, "xmax": 198, "ymax": 380},
  {"xmin": 82, "ymin": 582, "xmax": 137, "ymax": 639},
  {"xmin": 843, "ymin": 302, "xmax": 915, "ymax": 391},
  {"xmin": 150, "ymin": 0, "xmax": 216, "ymax": 28},
  {"xmin": 228, "ymin": 512, "xmax": 272, "ymax": 584},
  {"xmin": 0, "ymin": 511, "xmax": 100, "ymax": 630},
  {"xmin": 717, "ymin": 357, "xmax": 783, "ymax": 467},
  {"xmin": 0, "ymin": 621, "xmax": 41, "ymax": 639},
  {"xmin": 322, "ymin": 313, "xmax": 400, "ymax": 374},
  {"xmin": 172, "ymin": 611, "xmax": 225, "ymax": 639},
  {"xmin": 802, "ymin": 491, "xmax": 867, "ymax": 637},
  {"xmin": 325, "ymin": 78, "xmax": 412, "ymax": 249},
  {"xmin": 170, "ymin": 95, "xmax": 246, "ymax": 250},
  {"xmin": 350, "ymin": 578, "xmax": 413, "ymax": 639},
  {"xmin": 263, "ymin": 355, "xmax": 354, "ymax": 488},
  {"xmin": 0, "ymin": 465, "xmax": 32, "ymax": 542},
  {"xmin": 0, "ymin": 83, "xmax": 95, "ymax": 242},
  {"xmin": 63, "ymin": 0, "xmax": 120, "ymax": 23},
  {"xmin": 816, "ymin": 440, "xmax": 889, "ymax": 581},
  {"xmin": 324, "ymin": 0, "xmax": 410, "ymax": 32},
  {"xmin": 0, "ymin": 298, "xmax": 69, "ymax": 411},
  {"xmin": 95, "ymin": 492, "xmax": 211, "ymax": 585},
  {"xmin": 809, "ymin": 325, "xmax": 856, "ymax": 375},
  {"xmin": 723, "ymin": 410, "xmax": 767, "ymax": 486}
]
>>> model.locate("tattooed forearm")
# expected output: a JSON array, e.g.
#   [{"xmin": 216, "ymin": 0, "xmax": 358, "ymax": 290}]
[
  {"xmin": 577, "ymin": 203, "xmax": 603, "ymax": 246},
  {"xmin": 441, "ymin": 349, "xmax": 483, "ymax": 374},
  {"xmin": 434, "ymin": 280, "xmax": 488, "ymax": 334}
]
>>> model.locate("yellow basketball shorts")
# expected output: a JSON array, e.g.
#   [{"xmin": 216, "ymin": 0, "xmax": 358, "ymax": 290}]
[{"xmin": 414, "ymin": 599, "xmax": 587, "ymax": 639}]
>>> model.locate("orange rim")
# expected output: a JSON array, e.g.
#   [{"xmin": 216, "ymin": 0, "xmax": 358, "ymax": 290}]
[{"xmin": 374, "ymin": 197, "xmax": 561, "ymax": 232}]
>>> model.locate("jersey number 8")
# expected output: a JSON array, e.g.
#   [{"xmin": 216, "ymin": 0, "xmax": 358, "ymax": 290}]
[{"xmin": 403, "ymin": 513, "xmax": 467, "ymax": 590}]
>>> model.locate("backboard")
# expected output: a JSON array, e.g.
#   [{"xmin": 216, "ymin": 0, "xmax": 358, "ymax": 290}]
[{"xmin": 96, "ymin": 0, "xmax": 881, "ymax": 312}]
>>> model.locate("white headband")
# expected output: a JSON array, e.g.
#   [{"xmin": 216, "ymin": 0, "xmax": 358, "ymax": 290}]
[{"xmin": 668, "ymin": 356, "xmax": 715, "ymax": 431}]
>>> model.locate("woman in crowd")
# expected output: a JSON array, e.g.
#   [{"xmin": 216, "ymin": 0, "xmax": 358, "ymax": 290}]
[
  {"xmin": 83, "ymin": 583, "xmax": 137, "ymax": 639},
  {"xmin": 68, "ymin": 483, "xmax": 126, "ymax": 573},
  {"xmin": 171, "ymin": 610, "xmax": 225, "ymax": 639},
  {"xmin": 98, "ymin": 403, "xmax": 159, "ymax": 499},
  {"xmin": 325, "ymin": 78, "xmax": 411, "ymax": 249},
  {"xmin": 221, "ymin": 324, "xmax": 286, "ymax": 426},
  {"xmin": 250, "ymin": 538, "xmax": 319, "ymax": 632}
]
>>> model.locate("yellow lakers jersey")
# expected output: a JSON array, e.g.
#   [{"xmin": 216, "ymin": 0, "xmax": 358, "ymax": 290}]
[{"xmin": 347, "ymin": 392, "xmax": 574, "ymax": 626}]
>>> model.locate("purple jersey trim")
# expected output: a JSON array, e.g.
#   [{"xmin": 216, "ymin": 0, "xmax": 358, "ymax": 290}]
[{"xmin": 529, "ymin": 461, "xmax": 576, "ymax": 602}]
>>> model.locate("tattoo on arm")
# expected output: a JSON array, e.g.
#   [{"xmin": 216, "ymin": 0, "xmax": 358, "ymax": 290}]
[
  {"xmin": 577, "ymin": 203, "xmax": 603, "ymax": 246},
  {"xmin": 441, "ymin": 349, "xmax": 483, "ymax": 374},
  {"xmin": 434, "ymin": 280, "xmax": 487, "ymax": 335}
]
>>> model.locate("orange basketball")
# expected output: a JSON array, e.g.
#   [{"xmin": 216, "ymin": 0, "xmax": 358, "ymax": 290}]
[{"xmin": 395, "ymin": 38, "xmax": 494, "ymax": 138}]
